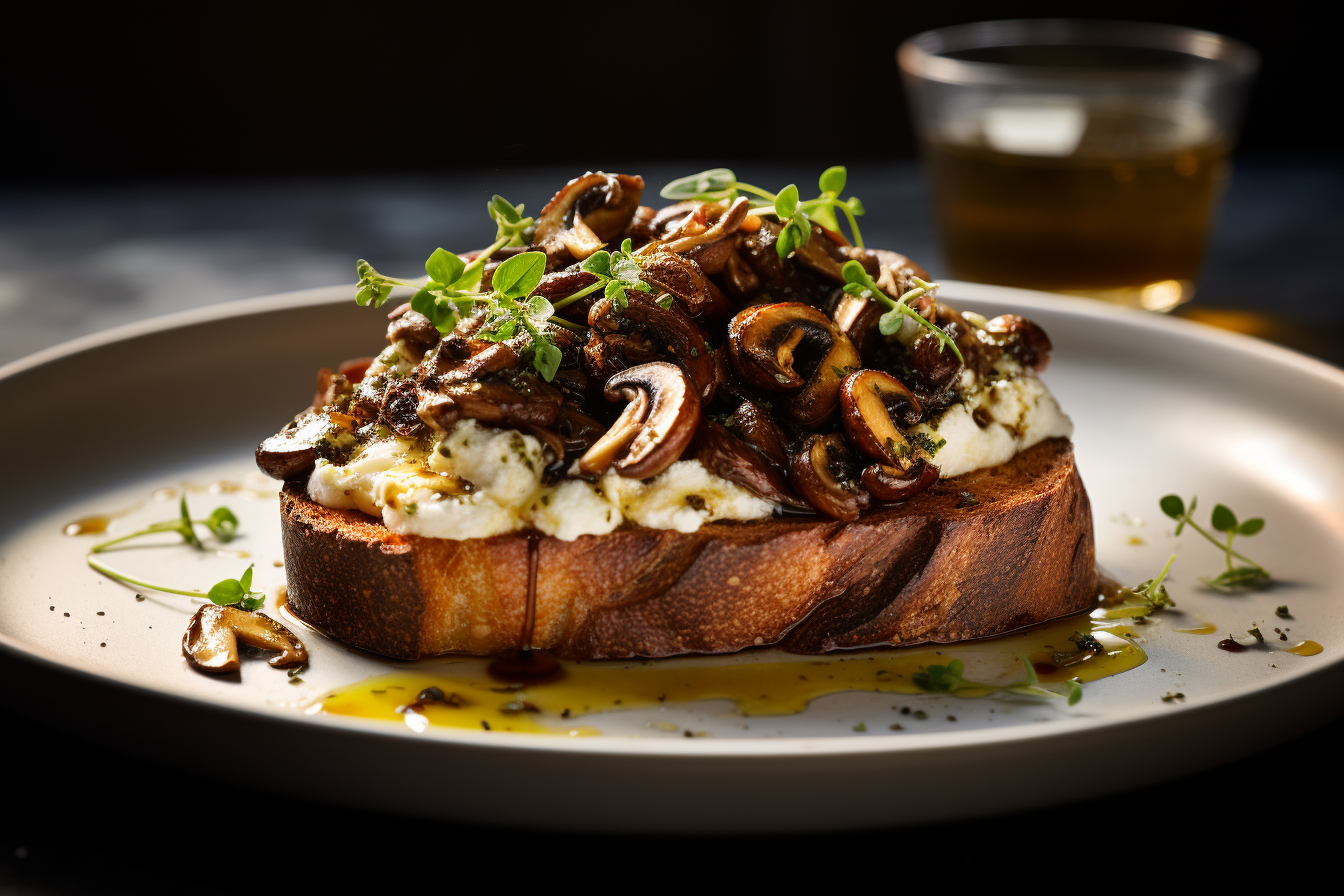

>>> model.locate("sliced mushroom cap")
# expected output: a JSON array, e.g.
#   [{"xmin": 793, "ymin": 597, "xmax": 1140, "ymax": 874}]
[
  {"xmin": 726, "ymin": 302, "xmax": 861, "ymax": 427},
  {"xmin": 694, "ymin": 420, "xmax": 808, "ymax": 508},
  {"xmin": 386, "ymin": 303, "xmax": 440, "ymax": 351},
  {"xmin": 721, "ymin": 244, "xmax": 761, "ymax": 298},
  {"xmin": 419, "ymin": 370, "xmax": 562, "ymax": 432},
  {"xmin": 637, "ymin": 251, "xmax": 730, "ymax": 317},
  {"xmin": 434, "ymin": 341, "xmax": 520, "ymax": 385},
  {"xmin": 840, "ymin": 370, "xmax": 924, "ymax": 468},
  {"xmin": 790, "ymin": 223, "xmax": 852, "ymax": 282},
  {"xmin": 638, "ymin": 197, "xmax": 750, "ymax": 258},
  {"xmin": 583, "ymin": 290, "xmax": 716, "ymax": 404},
  {"xmin": 256, "ymin": 409, "xmax": 332, "ymax": 480},
  {"xmin": 534, "ymin": 172, "xmax": 644, "ymax": 262},
  {"xmin": 183, "ymin": 605, "xmax": 308, "ymax": 674},
  {"xmin": 830, "ymin": 290, "xmax": 886, "ymax": 360},
  {"xmin": 578, "ymin": 363, "xmax": 701, "ymax": 479},
  {"xmin": 725, "ymin": 398, "xmax": 790, "ymax": 470},
  {"xmin": 861, "ymin": 458, "xmax": 940, "ymax": 503},
  {"xmin": 382, "ymin": 379, "xmax": 429, "ymax": 437},
  {"xmin": 984, "ymin": 314, "xmax": 1053, "ymax": 371},
  {"xmin": 787, "ymin": 433, "xmax": 869, "ymax": 521}
]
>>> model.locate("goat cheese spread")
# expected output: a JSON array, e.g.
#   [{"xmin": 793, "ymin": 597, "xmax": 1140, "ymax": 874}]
[{"xmin": 306, "ymin": 364, "xmax": 1069, "ymax": 541}]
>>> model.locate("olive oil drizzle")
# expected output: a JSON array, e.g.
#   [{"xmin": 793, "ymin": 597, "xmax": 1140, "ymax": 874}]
[{"xmin": 315, "ymin": 612, "xmax": 1148, "ymax": 735}]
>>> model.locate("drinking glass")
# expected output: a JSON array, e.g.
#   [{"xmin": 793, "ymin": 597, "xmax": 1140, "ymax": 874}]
[{"xmin": 899, "ymin": 20, "xmax": 1258, "ymax": 311}]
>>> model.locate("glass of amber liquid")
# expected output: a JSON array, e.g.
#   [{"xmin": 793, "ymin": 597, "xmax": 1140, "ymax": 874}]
[{"xmin": 899, "ymin": 20, "xmax": 1257, "ymax": 311}]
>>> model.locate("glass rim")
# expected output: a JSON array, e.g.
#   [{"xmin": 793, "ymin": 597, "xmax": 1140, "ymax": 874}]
[{"xmin": 898, "ymin": 19, "xmax": 1260, "ymax": 87}]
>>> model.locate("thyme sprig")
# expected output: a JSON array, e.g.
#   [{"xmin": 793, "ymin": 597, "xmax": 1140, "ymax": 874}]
[
  {"xmin": 353, "ymin": 196, "xmax": 574, "ymax": 382},
  {"xmin": 552, "ymin": 238, "xmax": 656, "ymax": 314},
  {"xmin": 1101, "ymin": 554, "xmax": 1178, "ymax": 619},
  {"xmin": 91, "ymin": 497, "xmax": 237, "ymax": 553},
  {"xmin": 913, "ymin": 656, "xmax": 1082, "ymax": 704},
  {"xmin": 660, "ymin": 166, "xmax": 867, "ymax": 250},
  {"xmin": 87, "ymin": 561, "xmax": 265, "ymax": 610},
  {"xmin": 839, "ymin": 261, "xmax": 963, "ymax": 362},
  {"xmin": 1160, "ymin": 495, "xmax": 1270, "ymax": 592}
]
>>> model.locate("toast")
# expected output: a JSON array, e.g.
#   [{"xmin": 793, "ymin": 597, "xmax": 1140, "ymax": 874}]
[{"xmin": 278, "ymin": 437, "xmax": 1094, "ymax": 660}]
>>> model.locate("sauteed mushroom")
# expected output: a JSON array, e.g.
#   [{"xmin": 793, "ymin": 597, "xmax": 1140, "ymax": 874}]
[
  {"xmin": 694, "ymin": 421, "xmax": 808, "ymax": 508},
  {"xmin": 840, "ymin": 370, "xmax": 940, "ymax": 503},
  {"xmin": 584, "ymin": 290, "xmax": 717, "ymax": 404},
  {"xmin": 418, "ymin": 370, "xmax": 562, "ymax": 431},
  {"xmin": 638, "ymin": 197, "xmax": 750, "ymax": 257},
  {"xmin": 862, "ymin": 459, "xmax": 940, "ymax": 503},
  {"xmin": 985, "ymin": 314, "xmax": 1053, "ymax": 371},
  {"xmin": 534, "ymin": 172, "xmax": 644, "ymax": 262},
  {"xmin": 726, "ymin": 303, "xmax": 861, "ymax": 426},
  {"xmin": 638, "ymin": 251, "xmax": 732, "ymax": 318},
  {"xmin": 839, "ymin": 370, "xmax": 924, "ymax": 465},
  {"xmin": 386, "ymin": 303, "xmax": 440, "ymax": 351},
  {"xmin": 724, "ymin": 398, "xmax": 790, "ymax": 470},
  {"xmin": 182, "ymin": 605, "xmax": 308, "ymax": 674},
  {"xmin": 787, "ymin": 433, "xmax": 869, "ymax": 521},
  {"xmin": 578, "ymin": 363, "xmax": 701, "ymax": 479},
  {"xmin": 255, "ymin": 409, "xmax": 330, "ymax": 480}
]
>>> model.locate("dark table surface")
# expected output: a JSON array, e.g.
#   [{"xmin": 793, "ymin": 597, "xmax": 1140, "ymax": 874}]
[{"xmin": 2, "ymin": 162, "xmax": 1342, "ymax": 890}]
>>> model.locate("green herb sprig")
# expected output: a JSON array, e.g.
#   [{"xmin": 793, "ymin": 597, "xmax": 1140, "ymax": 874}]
[
  {"xmin": 1159, "ymin": 495, "xmax": 1270, "ymax": 592},
  {"xmin": 354, "ymin": 197, "xmax": 581, "ymax": 382},
  {"xmin": 553, "ymin": 238, "xmax": 656, "ymax": 314},
  {"xmin": 660, "ymin": 166, "xmax": 866, "ymax": 251},
  {"xmin": 1101, "ymin": 554, "xmax": 1178, "ymax": 619},
  {"xmin": 839, "ymin": 260, "xmax": 962, "ymax": 362},
  {"xmin": 913, "ymin": 656, "xmax": 1082, "ymax": 704},
  {"xmin": 87, "ymin": 560, "xmax": 265, "ymax": 610},
  {"xmin": 91, "ymin": 497, "xmax": 237, "ymax": 554}
]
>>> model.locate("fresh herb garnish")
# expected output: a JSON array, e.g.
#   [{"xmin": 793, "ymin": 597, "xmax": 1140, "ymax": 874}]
[
  {"xmin": 912, "ymin": 656, "xmax": 1082, "ymax": 705},
  {"xmin": 90, "ymin": 497, "xmax": 237, "ymax": 554},
  {"xmin": 660, "ymin": 166, "xmax": 867, "ymax": 250},
  {"xmin": 354, "ymin": 197, "xmax": 575, "ymax": 382},
  {"xmin": 1117, "ymin": 554, "xmax": 1177, "ymax": 613},
  {"xmin": 552, "ymin": 238, "xmax": 655, "ymax": 315},
  {"xmin": 87, "ymin": 559, "xmax": 264, "ymax": 610},
  {"xmin": 839, "ymin": 260, "xmax": 962, "ymax": 362},
  {"xmin": 1160, "ymin": 495, "xmax": 1270, "ymax": 592},
  {"xmin": 205, "ymin": 565, "xmax": 267, "ymax": 611}
]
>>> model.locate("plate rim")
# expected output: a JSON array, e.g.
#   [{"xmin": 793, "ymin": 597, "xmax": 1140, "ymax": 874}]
[{"xmin": 3, "ymin": 280, "xmax": 1342, "ymax": 760}]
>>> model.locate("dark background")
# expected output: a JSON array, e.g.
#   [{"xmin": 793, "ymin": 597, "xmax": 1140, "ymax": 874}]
[
  {"xmin": 5, "ymin": 1, "xmax": 1335, "ymax": 184},
  {"xmin": 3, "ymin": 3, "xmax": 1342, "ymax": 889}
]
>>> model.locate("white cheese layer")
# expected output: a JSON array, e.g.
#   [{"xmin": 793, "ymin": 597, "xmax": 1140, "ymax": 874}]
[
  {"xmin": 911, "ymin": 361, "xmax": 1072, "ymax": 477},
  {"xmin": 306, "ymin": 358, "xmax": 1070, "ymax": 538},
  {"xmin": 308, "ymin": 419, "xmax": 775, "ymax": 541}
]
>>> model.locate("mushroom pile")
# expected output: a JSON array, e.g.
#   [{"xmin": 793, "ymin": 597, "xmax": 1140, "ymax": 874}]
[{"xmin": 258, "ymin": 170, "xmax": 1053, "ymax": 522}]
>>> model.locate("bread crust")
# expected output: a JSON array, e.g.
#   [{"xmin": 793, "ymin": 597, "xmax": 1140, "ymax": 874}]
[{"xmin": 279, "ymin": 438, "xmax": 1094, "ymax": 660}]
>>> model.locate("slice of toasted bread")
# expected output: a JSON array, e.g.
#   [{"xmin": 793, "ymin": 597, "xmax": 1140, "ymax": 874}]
[{"xmin": 278, "ymin": 437, "xmax": 1094, "ymax": 660}]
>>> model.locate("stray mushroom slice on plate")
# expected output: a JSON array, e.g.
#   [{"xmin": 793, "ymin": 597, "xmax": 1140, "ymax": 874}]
[
  {"xmin": 787, "ymin": 433, "xmax": 869, "ymax": 521},
  {"xmin": 726, "ymin": 303, "xmax": 861, "ymax": 427},
  {"xmin": 840, "ymin": 370, "xmax": 940, "ymax": 503},
  {"xmin": 578, "ymin": 362, "xmax": 701, "ymax": 479},
  {"xmin": 183, "ymin": 605, "xmax": 308, "ymax": 674}
]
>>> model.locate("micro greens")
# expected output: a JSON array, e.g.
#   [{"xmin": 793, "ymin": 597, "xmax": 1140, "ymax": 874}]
[
  {"xmin": 90, "ymin": 497, "xmax": 238, "ymax": 554},
  {"xmin": 839, "ymin": 260, "xmax": 963, "ymax": 362},
  {"xmin": 660, "ymin": 166, "xmax": 867, "ymax": 250},
  {"xmin": 1101, "ymin": 554, "xmax": 1177, "ymax": 618},
  {"xmin": 353, "ymin": 196, "xmax": 575, "ymax": 382},
  {"xmin": 552, "ymin": 238, "xmax": 655, "ymax": 315},
  {"xmin": 87, "ymin": 560, "xmax": 264, "ymax": 610},
  {"xmin": 1160, "ymin": 495, "xmax": 1270, "ymax": 592},
  {"xmin": 912, "ymin": 656, "xmax": 1082, "ymax": 704}
]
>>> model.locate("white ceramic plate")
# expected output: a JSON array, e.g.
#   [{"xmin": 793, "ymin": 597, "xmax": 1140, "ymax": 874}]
[{"xmin": 2, "ymin": 282, "xmax": 1342, "ymax": 833}]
